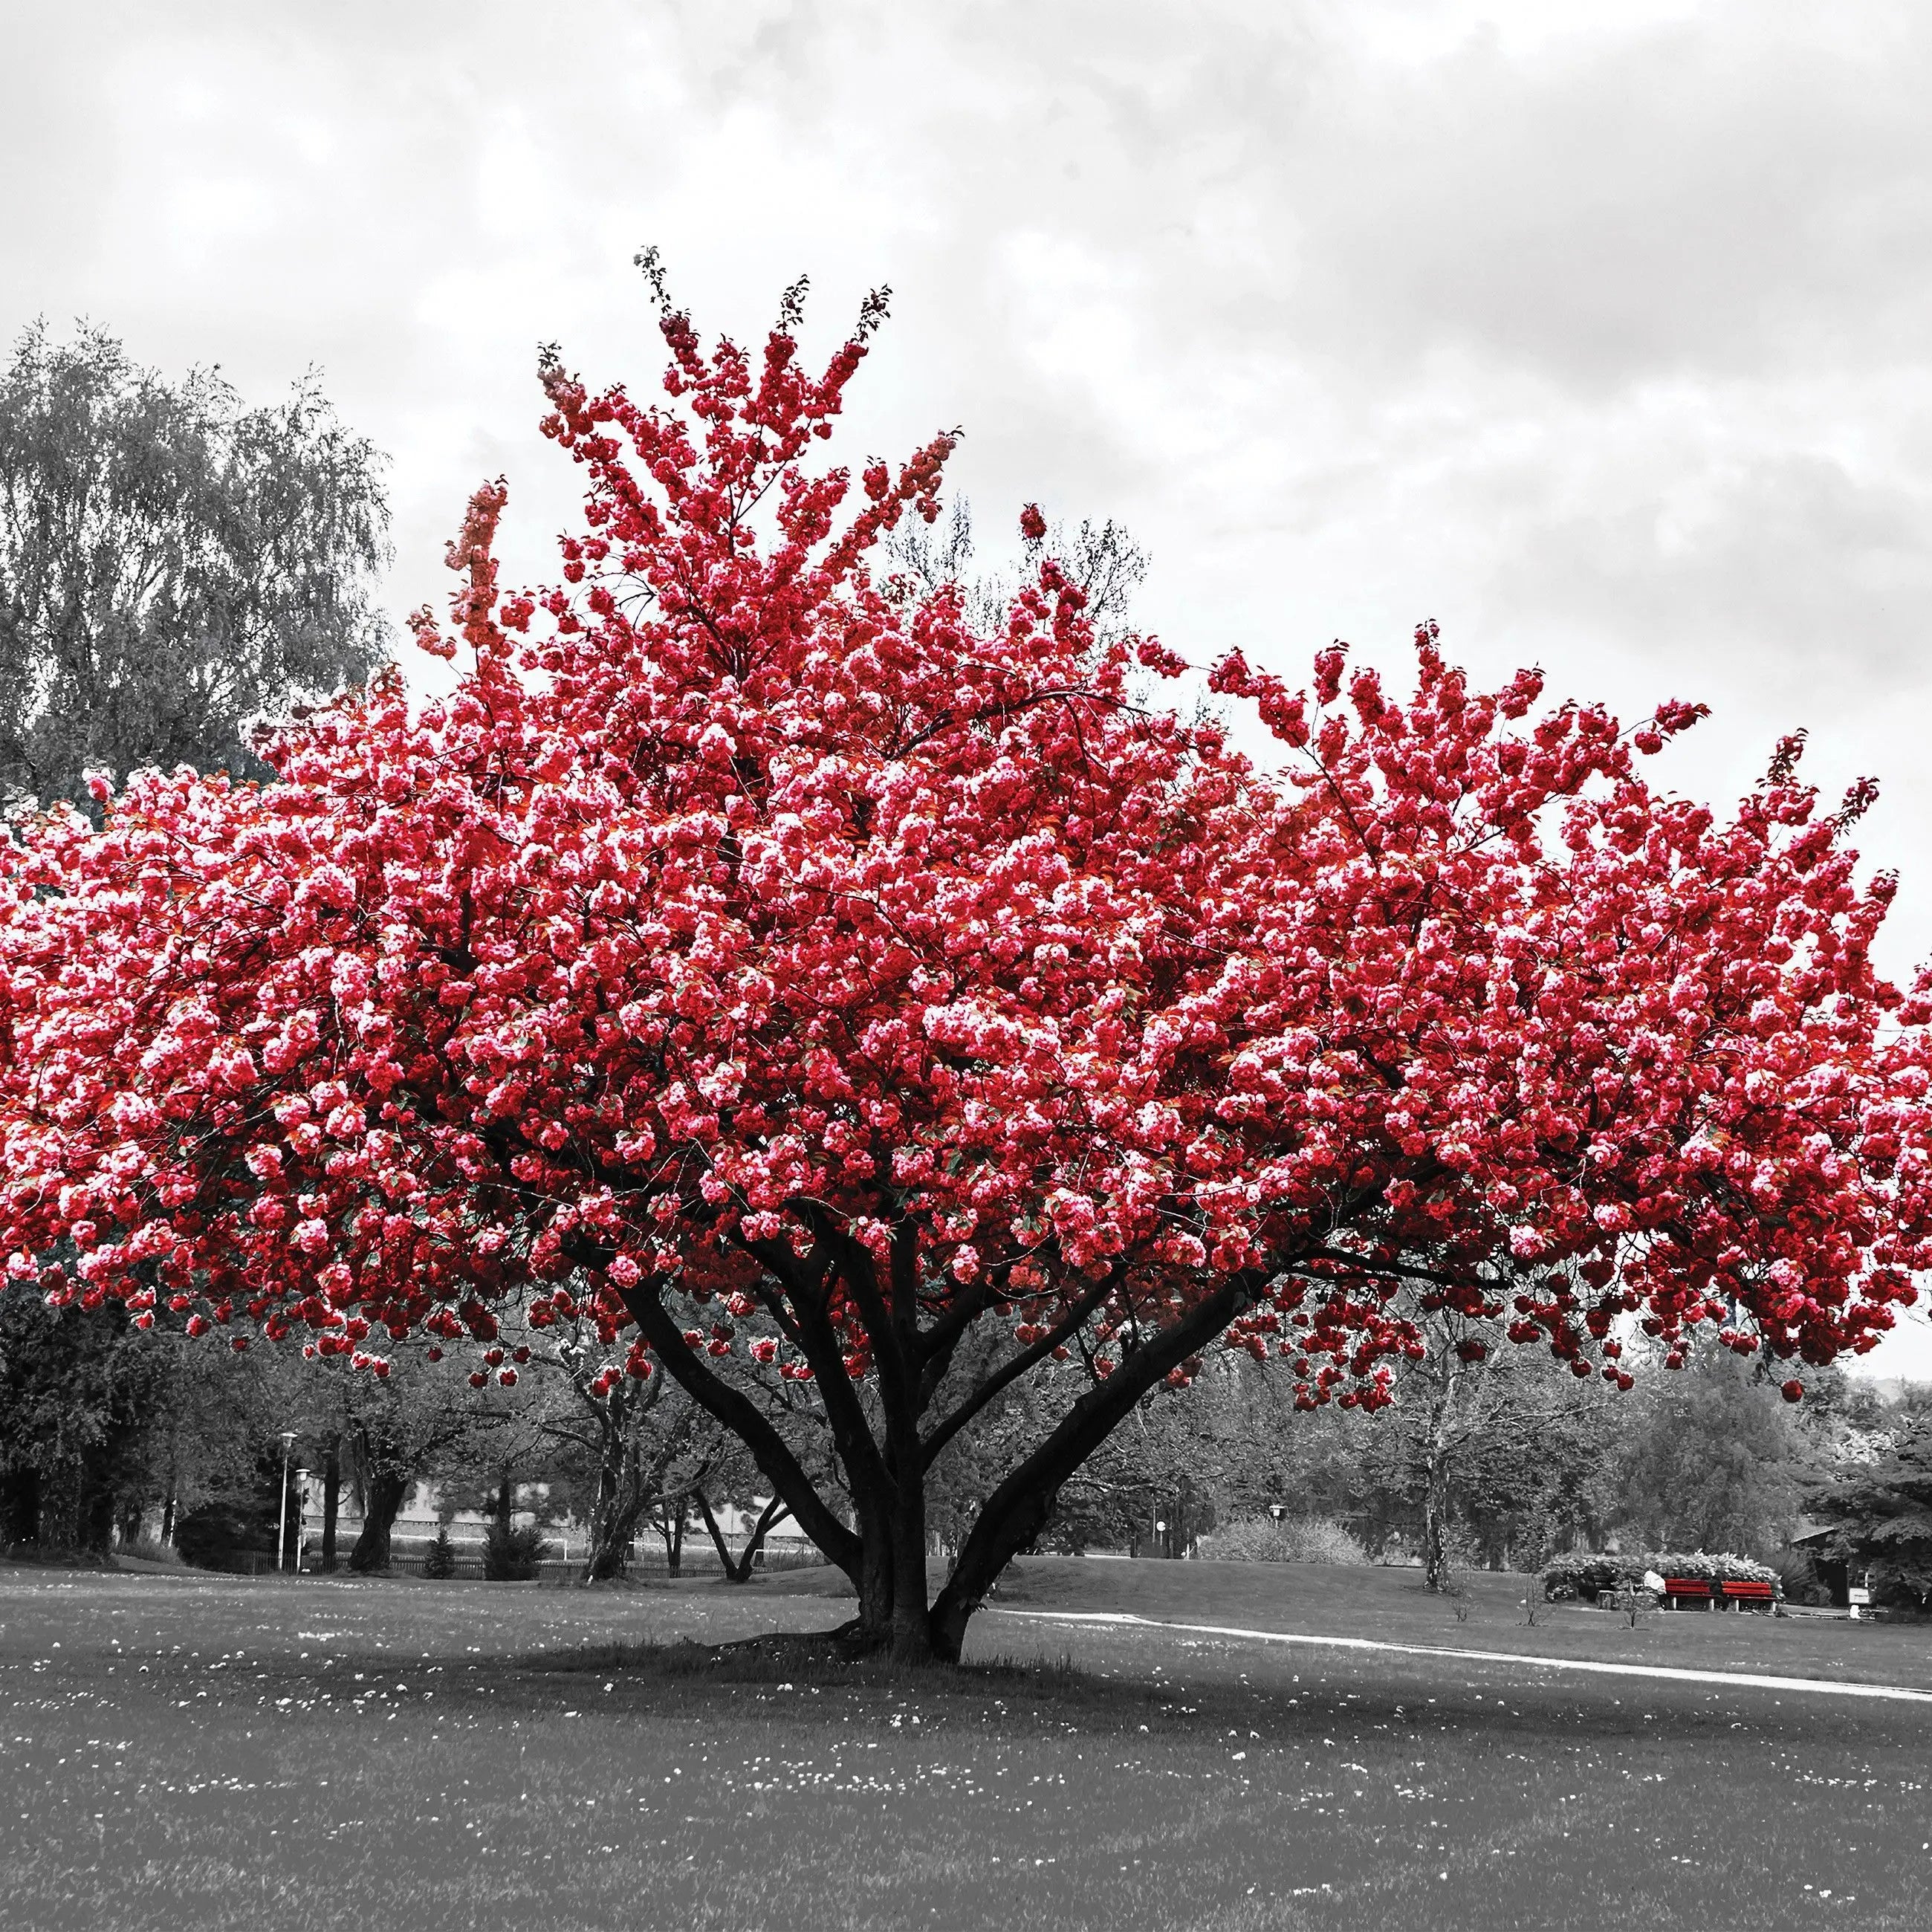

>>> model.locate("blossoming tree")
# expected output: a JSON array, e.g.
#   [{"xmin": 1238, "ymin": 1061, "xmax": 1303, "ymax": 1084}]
[{"xmin": 4, "ymin": 270, "xmax": 1929, "ymax": 1660}]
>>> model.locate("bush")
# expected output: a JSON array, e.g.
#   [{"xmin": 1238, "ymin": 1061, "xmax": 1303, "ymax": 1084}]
[
  {"xmin": 1771, "ymin": 1547, "xmax": 1830, "ymax": 1607},
  {"xmin": 482, "ymin": 1521, "xmax": 551, "ymax": 1581},
  {"xmin": 116, "ymin": 1537, "xmax": 183, "ymax": 1566},
  {"xmin": 759, "ymin": 1546, "xmax": 829, "ymax": 1572},
  {"xmin": 1195, "ymin": 1515, "xmax": 1369, "ymax": 1565},
  {"xmin": 172, "ymin": 1503, "xmax": 276, "ymax": 1572},
  {"xmin": 1540, "ymin": 1549, "xmax": 1780, "ymax": 1602},
  {"xmin": 423, "ymin": 1526, "xmax": 458, "ymax": 1580}
]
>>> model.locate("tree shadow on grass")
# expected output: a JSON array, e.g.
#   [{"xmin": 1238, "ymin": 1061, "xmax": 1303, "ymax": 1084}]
[{"xmin": 525, "ymin": 1626, "xmax": 1105, "ymax": 1707}]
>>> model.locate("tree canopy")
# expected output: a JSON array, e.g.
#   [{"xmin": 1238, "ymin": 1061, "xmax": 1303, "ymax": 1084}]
[
  {"xmin": 0, "ymin": 320, "xmax": 391, "ymax": 811},
  {"xmin": 2, "ymin": 270, "xmax": 1929, "ymax": 1658},
  {"xmin": 1807, "ymin": 1413, "xmax": 1932, "ymax": 1607}
]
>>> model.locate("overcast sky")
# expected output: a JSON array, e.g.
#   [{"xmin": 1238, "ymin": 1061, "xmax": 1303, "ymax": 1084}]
[{"xmin": 7, "ymin": 0, "xmax": 1931, "ymax": 1371}]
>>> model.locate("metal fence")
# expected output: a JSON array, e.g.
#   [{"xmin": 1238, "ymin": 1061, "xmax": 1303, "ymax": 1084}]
[{"xmin": 311, "ymin": 1545, "xmax": 830, "ymax": 1583}]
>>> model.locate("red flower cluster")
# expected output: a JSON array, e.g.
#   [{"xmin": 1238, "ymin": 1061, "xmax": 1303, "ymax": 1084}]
[{"xmin": 1, "ymin": 282, "xmax": 1926, "ymax": 1456}]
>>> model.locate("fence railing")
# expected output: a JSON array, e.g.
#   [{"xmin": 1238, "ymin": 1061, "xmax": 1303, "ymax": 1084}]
[{"xmin": 298, "ymin": 1545, "xmax": 830, "ymax": 1583}]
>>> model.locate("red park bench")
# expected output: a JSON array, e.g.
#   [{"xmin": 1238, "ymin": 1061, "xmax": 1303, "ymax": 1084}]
[
  {"xmin": 1719, "ymin": 1579, "xmax": 1776, "ymax": 1612},
  {"xmin": 1662, "ymin": 1577, "xmax": 1713, "ymax": 1610}
]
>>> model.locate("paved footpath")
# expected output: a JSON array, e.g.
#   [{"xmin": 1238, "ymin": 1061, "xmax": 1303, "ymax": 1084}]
[{"xmin": 989, "ymin": 1606, "xmax": 1932, "ymax": 1705}]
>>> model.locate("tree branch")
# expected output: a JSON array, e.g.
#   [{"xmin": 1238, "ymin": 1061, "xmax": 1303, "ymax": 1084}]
[
  {"xmin": 613, "ymin": 1278, "xmax": 860, "ymax": 1575},
  {"xmin": 920, "ymin": 1268, "xmax": 1121, "ymax": 1473},
  {"xmin": 929, "ymin": 1270, "xmax": 1262, "ymax": 1651}
]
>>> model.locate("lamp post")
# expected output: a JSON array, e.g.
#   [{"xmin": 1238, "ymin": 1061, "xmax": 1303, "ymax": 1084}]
[{"xmin": 277, "ymin": 1431, "xmax": 297, "ymax": 1573}]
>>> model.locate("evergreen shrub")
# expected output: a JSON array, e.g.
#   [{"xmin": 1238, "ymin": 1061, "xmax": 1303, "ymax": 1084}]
[{"xmin": 482, "ymin": 1522, "xmax": 551, "ymax": 1581}]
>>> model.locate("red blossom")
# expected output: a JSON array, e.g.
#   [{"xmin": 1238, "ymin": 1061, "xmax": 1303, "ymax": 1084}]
[{"xmin": 1, "ymin": 276, "xmax": 1927, "ymax": 1655}]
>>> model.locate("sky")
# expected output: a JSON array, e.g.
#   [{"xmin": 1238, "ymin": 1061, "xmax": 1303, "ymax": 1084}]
[{"xmin": 6, "ymin": 0, "xmax": 1931, "ymax": 1373}]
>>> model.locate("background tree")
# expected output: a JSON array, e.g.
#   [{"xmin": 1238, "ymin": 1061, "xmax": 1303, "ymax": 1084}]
[
  {"xmin": 0, "ymin": 320, "xmax": 391, "ymax": 811},
  {"xmin": 1442, "ymin": 1387, "xmax": 1618, "ymax": 1575},
  {"xmin": 0, "ymin": 1292, "xmax": 164, "ymax": 1555},
  {"xmin": 313, "ymin": 1345, "xmax": 510, "ymax": 1573},
  {"xmin": 538, "ymin": 1348, "xmax": 713, "ymax": 1581},
  {"xmin": 988, "ymin": 1358, "xmax": 1228, "ymax": 1558},
  {"xmin": 117, "ymin": 1324, "xmax": 286, "ymax": 1547},
  {"xmin": 1599, "ymin": 1344, "xmax": 1811, "ymax": 1557},
  {"xmin": 536, "ymin": 1347, "xmax": 670, "ymax": 1580},
  {"xmin": 1806, "ymin": 1412, "xmax": 1932, "ymax": 1607},
  {"xmin": 529, "ymin": 1310, "xmax": 828, "ymax": 1581},
  {"xmin": 691, "ymin": 1461, "xmax": 794, "ymax": 1583},
  {"xmin": 4, "ymin": 268, "xmax": 1930, "ymax": 1665},
  {"xmin": 1343, "ymin": 1288, "xmax": 1623, "ymax": 1589},
  {"xmin": 0, "ymin": 323, "xmax": 392, "ymax": 1560},
  {"xmin": 884, "ymin": 496, "xmax": 1148, "ymax": 649}
]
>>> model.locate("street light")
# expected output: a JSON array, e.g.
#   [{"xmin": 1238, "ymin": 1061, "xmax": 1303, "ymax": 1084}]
[{"xmin": 277, "ymin": 1431, "xmax": 297, "ymax": 1574}]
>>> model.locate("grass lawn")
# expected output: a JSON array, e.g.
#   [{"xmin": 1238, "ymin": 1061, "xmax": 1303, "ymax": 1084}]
[
  {"xmin": 982, "ymin": 1556, "xmax": 1932, "ymax": 1690},
  {"xmin": 1, "ymin": 1557, "xmax": 1928, "ymax": 1931}
]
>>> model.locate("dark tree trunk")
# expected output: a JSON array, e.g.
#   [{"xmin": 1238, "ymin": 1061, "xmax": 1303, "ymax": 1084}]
[
  {"xmin": 655, "ymin": 1499, "xmax": 681, "ymax": 1575},
  {"xmin": 582, "ymin": 1433, "xmax": 654, "ymax": 1583},
  {"xmin": 929, "ymin": 1276, "xmax": 1254, "ymax": 1663},
  {"xmin": 695, "ymin": 1491, "xmax": 792, "ymax": 1584},
  {"xmin": 347, "ymin": 1468, "xmax": 408, "ymax": 1573},
  {"xmin": 1421, "ymin": 1367, "xmax": 1460, "ymax": 1594},
  {"xmin": 617, "ymin": 1243, "xmax": 1262, "ymax": 1667},
  {"xmin": 160, "ymin": 1475, "xmax": 177, "ymax": 1547},
  {"xmin": 583, "ymin": 1507, "xmax": 646, "ymax": 1581},
  {"xmin": 280, "ymin": 1463, "xmax": 300, "ymax": 1572},
  {"xmin": 889, "ymin": 1474, "xmax": 932, "ymax": 1664},
  {"xmin": 77, "ymin": 1440, "xmax": 119, "ymax": 1558},
  {"xmin": 791, "ymin": 1276, "xmax": 899, "ymax": 1645},
  {"xmin": 1, "ymin": 1465, "xmax": 39, "ymax": 1547},
  {"xmin": 1422, "ymin": 1463, "xmax": 1452, "ymax": 1593},
  {"xmin": 856, "ymin": 1531, "xmax": 892, "ymax": 1644},
  {"xmin": 320, "ymin": 1436, "xmax": 340, "ymax": 1572},
  {"xmin": 80, "ymin": 1486, "xmax": 114, "ymax": 1557}
]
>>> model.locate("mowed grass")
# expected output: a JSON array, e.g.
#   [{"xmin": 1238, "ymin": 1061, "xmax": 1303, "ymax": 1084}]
[
  {"xmin": 1, "ymin": 1560, "xmax": 1928, "ymax": 1931},
  {"xmin": 983, "ymin": 1555, "xmax": 1932, "ymax": 1689}
]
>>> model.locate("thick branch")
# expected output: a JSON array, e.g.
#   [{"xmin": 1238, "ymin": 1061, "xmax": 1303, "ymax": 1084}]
[
  {"xmin": 912, "ymin": 1278, "xmax": 994, "ymax": 1374},
  {"xmin": 692, "ymin": 1490, "xmax": 735, "ymax": 1572},
  {"xmin": 929, "ymin": 1271, "xmax": 1260, "ymax": 1653},
  {"xmin": 782, "ymin": 1260, "xmax": 898, "ymax": 1511},
  {"xmin": 615, "ymin": 1280, "xmax": 860, "ymax": 1575},
  {"xmin": 724, "ymin": 1229, "xmax": 817, "ymax": 1348},
  {"xmin": 920, "ymin": 1268, "xmax": 1121, "ymax": 1474},
  {"xmin": 816, "ymin": 1213, "xmax": 917, "ymax": 1436}
]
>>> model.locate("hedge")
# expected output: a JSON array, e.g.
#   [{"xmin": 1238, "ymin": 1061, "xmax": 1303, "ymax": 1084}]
[
  {"xmin": 1194, "ymin": 1516, "xmax": 1369, "ymax": 1565},
  {"xmin": 1540, "ymin": 1549, "xmax": 1781, "ymax": 1601}
]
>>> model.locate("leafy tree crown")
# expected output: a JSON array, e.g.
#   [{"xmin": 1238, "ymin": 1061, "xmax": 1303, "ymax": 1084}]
[{"xmin": 1, "ymin": 272, "xmax": 1928, "ymax": 1441}]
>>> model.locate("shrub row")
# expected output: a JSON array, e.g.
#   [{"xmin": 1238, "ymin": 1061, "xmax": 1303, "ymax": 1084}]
[
  {"xmin": 1540, "ymin": 1549, "xmax": 1780, "ymax": 1600},
  {"xmin": 1194, "ymin": 1516, "xmax": 1369, "ymax": 1565}
]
